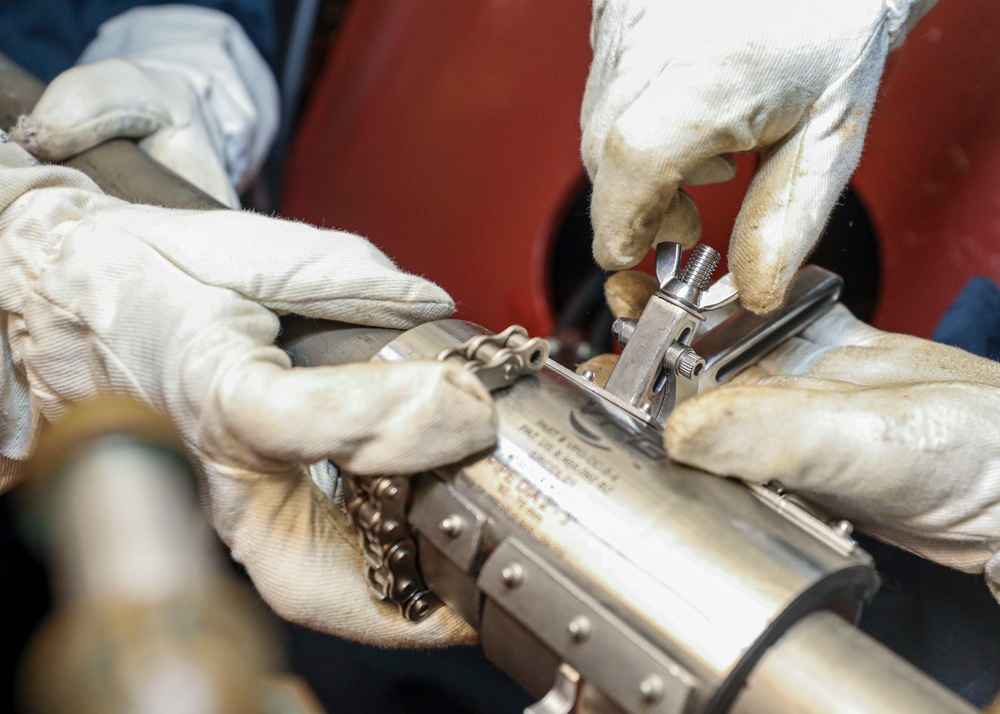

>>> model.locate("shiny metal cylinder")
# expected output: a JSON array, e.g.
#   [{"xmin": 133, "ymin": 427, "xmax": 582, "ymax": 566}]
[
  {"xmin": 730, "ymin": 611, "xmax": 978, "ymax": 714},
  {"xmin": 288, "ymin": 319, "xmax": 878, "ymax": 712},
  {"xmin": 380, "ymin": 320, "xmax": 877, "ymax": 712},
  {"xmin": 282, "ymin": 318, "xmax": 976, "ymax": 714}
]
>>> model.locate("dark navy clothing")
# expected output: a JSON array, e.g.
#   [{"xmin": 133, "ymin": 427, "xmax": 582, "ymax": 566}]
[
  {"xmin": 0, "ymin": 1, "xmax": 276, "ymax": 82},
  {"xmin": 933, "ymin": 276, "xmax": 1000, "ymax": 362}
]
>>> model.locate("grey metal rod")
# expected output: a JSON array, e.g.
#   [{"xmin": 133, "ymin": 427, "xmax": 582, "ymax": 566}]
[{"xmin": 730, "ymin": 610, "xmax": 979, "ymax": 714}]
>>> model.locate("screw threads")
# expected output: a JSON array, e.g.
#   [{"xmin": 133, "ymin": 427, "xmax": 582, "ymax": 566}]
[
  {"xmin": 612, "ymin": 317, "xmax": 637, "ymax": 346},
  {"xmin": 679, "ymin": 245, "xmax": 721, "ymax": 289}
]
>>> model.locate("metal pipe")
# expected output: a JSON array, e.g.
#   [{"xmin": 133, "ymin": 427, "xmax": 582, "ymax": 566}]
[
  {"xmin": 282, "ymin": 318, "xmax": 982, "ymax": 714},
  {"xmin": 730, "ymin": 610, "xmax": 978, "ymax": 714}
]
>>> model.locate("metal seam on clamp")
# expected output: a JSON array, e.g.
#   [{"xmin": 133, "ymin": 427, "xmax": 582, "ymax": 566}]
[{"xmin": 478, "ymin": 538, "xmax": 696, "ymax": 714}]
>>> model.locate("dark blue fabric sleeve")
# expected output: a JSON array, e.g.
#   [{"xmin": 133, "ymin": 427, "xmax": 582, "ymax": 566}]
[
  {"xmin": 0, "ymin": 1, "xmax": 276, "ymax": 83},
  {"xmin": 932, "ymin": 276, "xmax": 1000, "ymax": 361}
]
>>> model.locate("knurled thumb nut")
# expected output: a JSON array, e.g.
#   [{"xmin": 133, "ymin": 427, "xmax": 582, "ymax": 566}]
[{"xmin": 675, "ymin": 347, "xmax": 706, "ymax": 379}]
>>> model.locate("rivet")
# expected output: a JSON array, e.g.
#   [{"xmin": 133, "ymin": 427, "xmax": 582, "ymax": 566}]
[
  {"xmin": 639, "ymin": 675, "xmax": 664, "ymax": 703},
  {"xmin": 411, "ymin": 598, "xmax": 429, "ymax": 617},
  {"xmin": 375, "ymin": 481, "xmax": 400, "ymax": 500},
  {"xmin": 500, "ymin": 563, "xmax": 523, "ymax": 588},
  {"xmin": 395, "ymin": 579, "xmax": 416, "ymax": 599},
  {"xmin": 612, "ymin": 317, "xmax": 637, "ymax": 346},
  {"xmin": 380, "ymin": 520, "xmax": 401, "ymax": 538},
  {"xmin": 567, "ymin": 616, "xmax": 591, "ymax": 643},
  {"xmin": 438, "ymin": 516, "xmax": 465, "ymax": 538},
  {"xmin": 832, "ymin": 519, "xmax": 854, "ymax": 536}
]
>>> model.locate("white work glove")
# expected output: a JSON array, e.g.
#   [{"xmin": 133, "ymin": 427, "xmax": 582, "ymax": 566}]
[
  {"xmin": 0, "ymin": 132, "xmax": 496, "ymax": 645},
  {"xmin": 11, "ymin": 6, "xmax": 278, "ymax": 209},
  {"xmin": 582, "ymin": 0, "xmax": 937, "ymax": 313},
  {"xmin": 665, "ymin": 304, "xmax": 1000, "ymax": 599}
]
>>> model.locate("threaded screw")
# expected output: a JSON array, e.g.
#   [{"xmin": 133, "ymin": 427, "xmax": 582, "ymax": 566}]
[
  {"xmin": 612, "ymin": 317, "xmax": 637, "ymax": 346},
  {"xmin": 679, "ymin": 245, "xmax": 721, "ymax": 290}
]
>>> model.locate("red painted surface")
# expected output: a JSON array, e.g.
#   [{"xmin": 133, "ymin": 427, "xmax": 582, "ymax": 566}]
[
  {"xmin": 284, "ymin": 1, "xmax": 1000, "ymax": 339},
  {"xmin": 854, "ymin": 1, "xmax": 1000, "ymax": 336},
  {"xmin": 282, "ymin": 1, "xmax": 749, "ymax": 336},
  {"xmin": 282, "ymin": 1, "xmax": 592, "ymax": 336}
]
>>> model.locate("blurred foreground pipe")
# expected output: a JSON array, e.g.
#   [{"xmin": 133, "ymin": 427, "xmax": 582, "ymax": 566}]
[{"xmin": 16, "ymin": 400, "xmax": 323, "ymax": 714}]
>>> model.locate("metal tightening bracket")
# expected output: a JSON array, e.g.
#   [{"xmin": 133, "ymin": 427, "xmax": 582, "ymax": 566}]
[
  {"xmin": 603, "ymin": 243, "xmax": 842, "ymax": 428},
  {"xmin": 603, "ymin": 243, "xmax": 738, "ymax": 426}
]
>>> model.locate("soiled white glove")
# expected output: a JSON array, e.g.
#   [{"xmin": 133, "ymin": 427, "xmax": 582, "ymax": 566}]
[
  {"xmin": 11, "ymin": 6, "xmax": 278, "ymax": 209},
  {"xmin": 582, "ymin": 0, "xmax": 936, "ymax": 313},
  {"xmin": 0, "ymin": 133, "xmax": 496, "ymax": 645},
  {"xmin": 666, "ymin": 305, "xmax": 1000, "ymax": 598}
]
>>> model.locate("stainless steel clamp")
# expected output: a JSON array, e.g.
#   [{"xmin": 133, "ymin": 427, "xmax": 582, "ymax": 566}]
[{"xmin": 604, "ymin": 242, "xmax": 841, "ymax": 428}]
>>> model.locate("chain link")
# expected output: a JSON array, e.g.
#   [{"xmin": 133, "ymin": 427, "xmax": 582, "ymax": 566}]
[
  {"xmin": 344, "ymin": 324, "xmax": 548, "ymax": 622},
  {"xmin": 344, "ymin": 473, "xmax": 441, "ymax": 622},
  {"xmin": 437, "ymin": 325, "xmax": 549, "ymax": 391}
]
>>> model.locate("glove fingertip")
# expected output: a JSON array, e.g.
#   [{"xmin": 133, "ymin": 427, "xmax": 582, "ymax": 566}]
[
  {"xmin": 13, "ymin": 112, "xmax": 161, "ymax": 163},
  {"xmin": 681, "ymin": 153, "xmax": 738, "ymax": 188},
  {"xmin": 653, "ymin": 190, "xmax": 701, "ymax": 250},
  {"xmin": 11, "ymin": 116, "xmax": 47, "ymax": 158},
  {"xmin": 439, "ymin": 363, "xmax": 499, "ymax": 436},
  {"xmin": 592, "ymin": 219, "xmax": 650, "ymax": 270},
  {"xmin": 337, "ymin": 361, "xmax": 499, "ymax": 476},
  {"xmin": 590, "ymin": 166, "xmax": 667, "ymax": 270},
  {"xmin": 393, "ymin": 281, "xmax": 456, "ymax": 326},
  {"xmin": 728, "ymin": 224, "xmax": 804, "ymax": 315},
  {"xmin": 731, "ymin": 265, "xmax": 793, "ymax": 315},
  {"xmin": 427, "ymin": 363, "xmax": 500, "ymax": 462},
  {"xmin": 604, "ymin": 270, "xmax": 658, "ymax": 320},
  {"xmin": 664, "ymin": 391, "xmax": 733, "ymax": 467}
]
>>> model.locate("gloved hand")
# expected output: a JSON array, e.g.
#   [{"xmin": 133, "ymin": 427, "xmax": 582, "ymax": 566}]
[
  {"xmin": 666, "ymin": 304, "xmax": 1000, "ymax": 599},
  {"xmin": 11, "ymin": 6, "xmax": 277, "ymax": 209},
  {"xmin": 581, "ymin": 0, "xmax": 937, "ymax": 313},
  {"xmin": 0, "ymin": 132, "xmax": 496, "ymax": 645}
]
